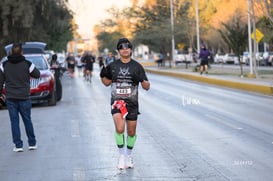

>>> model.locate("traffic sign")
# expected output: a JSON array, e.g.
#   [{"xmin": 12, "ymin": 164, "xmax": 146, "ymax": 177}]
[{"xmin": 251, "ymin": 29, "xmax": 264, "ymax": 43}]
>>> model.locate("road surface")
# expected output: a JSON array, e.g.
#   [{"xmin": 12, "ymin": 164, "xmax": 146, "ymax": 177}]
[{"xmin": 0, "ymin": 64, "xmax": 272, "ymax": 181}]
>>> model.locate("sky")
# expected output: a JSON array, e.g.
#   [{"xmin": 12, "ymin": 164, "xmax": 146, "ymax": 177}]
[{"xmin": 68, "ymin": 0, "xmax": 131, "ymax": 40}]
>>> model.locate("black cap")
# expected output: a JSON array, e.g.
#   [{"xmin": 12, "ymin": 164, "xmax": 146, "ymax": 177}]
[{"xmin": 116, "ymin": 38, "xmax": 132, "ymax": 50}]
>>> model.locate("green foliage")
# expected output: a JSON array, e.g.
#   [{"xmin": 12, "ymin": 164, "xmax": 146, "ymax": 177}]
[
  {"xmin": 218, "ymin": 10, "xmax": 248, "ymax": 57},
  {"xmin": 94, "ymin": 0, "xmax": 271, "ymax": 59},
  {"xmin": 96, "ymin": 31, "xmax": 123, "ymax": 54},
  {"xmin": 0, "ymin": 0, "xmax": 73, "ymax": 57},
  {"xmin": 218, "ymin": 11, "xmax": 248, "ymax": 75},
  {"xmin": 132, "ymin": 0, "xmax": 199, "ymax": 55},
  {"xmin": 256, "ymin": 16, "xmax": 273, "ymax": 47},
  {"xmin": 97, "ymin": 0, "xmax": 194, "ymax": 55}
]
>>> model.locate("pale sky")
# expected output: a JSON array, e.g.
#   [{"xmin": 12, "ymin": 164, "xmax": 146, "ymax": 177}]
[{"xmin": 68, "ymin": 0, "xmax": 131, "ymax": 40}]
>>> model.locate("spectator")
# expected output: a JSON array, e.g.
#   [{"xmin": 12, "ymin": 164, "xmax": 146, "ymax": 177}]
[
  {"xmin": 105, "ymin": 52, "xmax": 115, "ymax": 65},
  {"xmin": 0, "ymin": 42, "xmax": 40, "ymax": 152},
  {"xmin": 199, "ymin": 44, "xmax": 210, "ymax": 75}
]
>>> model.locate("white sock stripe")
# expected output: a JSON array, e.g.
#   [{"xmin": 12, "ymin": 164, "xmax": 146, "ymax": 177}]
[
  {"xmin": 29, "ymin": 63, "xmax": 35, "ymax": 73},
  {"xmin": 0, "ymin": 64, "xmax": 4, "ymax": 72}
]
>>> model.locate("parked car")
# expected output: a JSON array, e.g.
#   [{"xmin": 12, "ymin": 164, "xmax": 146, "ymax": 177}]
[
  {"xmin": 267, "ymin": 52, "xmax": 273, "ymax": 66},
  {"xmin": 44, "ymin": 50, "xmax": 55, "ymax": 63},
  {"xmin": 261, "ymin": 51, "xmax": 273, "ymax": 66},
  {"xmin": 0, "ymin": 42, "xmax": 62, "ymax": 106},
  {"xmin": 256, "ymin": 52, "xmax": 264, "ymax": 66},
  {"xmin": 241, "ymin": 51, "xmax": 249, "ymax": 65},
  {"xmin": 174, "ymin": 53, "xmax": 193, "ymax": 65},
  {"xmin": 56, "ymin": 52, "xmax": 67, "ymax": 70},
  {"xmin": 214, "ymin": 53, "xmax": 225, "ymax": 64},
  {"xmin": 223, "ymin": 53, "xmax": 238, "ymax": 64}
]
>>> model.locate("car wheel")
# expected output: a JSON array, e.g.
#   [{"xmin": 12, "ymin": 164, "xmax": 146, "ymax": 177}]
[{"xmin": 48, "ymin": 88, "xmax": 57, "ymax": 106}]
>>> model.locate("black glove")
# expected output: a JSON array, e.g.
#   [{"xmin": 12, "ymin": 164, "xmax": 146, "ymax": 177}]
[{"xmin": 100, "ymin": 66, "xmax": 108, "ymax": 78}]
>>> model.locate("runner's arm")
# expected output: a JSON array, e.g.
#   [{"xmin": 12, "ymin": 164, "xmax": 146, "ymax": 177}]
[{"xmin": 100, "ymin": 65, "xmax": 112, "ymax": 86}]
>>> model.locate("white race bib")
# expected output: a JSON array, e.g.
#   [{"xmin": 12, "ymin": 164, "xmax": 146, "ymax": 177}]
[{"xmin": 116, "ymin": 87, "xmax": 131, "ymax": 95}]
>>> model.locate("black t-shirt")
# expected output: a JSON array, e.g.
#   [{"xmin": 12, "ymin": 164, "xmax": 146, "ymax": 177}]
[
  {"xmin": 82, "ymin": 55, "xmax": 95, "ymax": 68},
  {"xmin": 105, "ymin": 59, "xmax": 148, "ymax": 106}
]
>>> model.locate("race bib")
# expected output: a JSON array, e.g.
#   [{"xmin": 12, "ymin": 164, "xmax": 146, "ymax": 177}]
[{"xmin": 116, "ymin": 87, "xmax": 131, "ymax": 95}]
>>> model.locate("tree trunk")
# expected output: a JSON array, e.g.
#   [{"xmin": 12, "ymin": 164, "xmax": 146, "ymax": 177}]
[{"xmin": 239, "ymin": 56, "xmax": 243, "ymax": 77}]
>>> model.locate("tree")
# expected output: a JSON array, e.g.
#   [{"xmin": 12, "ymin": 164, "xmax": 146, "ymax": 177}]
[
  {"xmin": 218, "ymin": 11, "xmax": 248, "ymax": 76},
  {"xmin": 96, "ymin": 31, "xmax": 123, "ymax": 54},
  {"xmin": 0, "ymin": 0, "xmax": 74, "ymax": 57},
  {"xmin": 132, "ymin": 0, "xmax": 203, "ymax": 63},
  {"xmin": 261, "ymin": 0, "xmax": 273, "ymax": 23},
  {"xmin": 256, "ymin": 16, "xmax": 273, "ymax": 49}
]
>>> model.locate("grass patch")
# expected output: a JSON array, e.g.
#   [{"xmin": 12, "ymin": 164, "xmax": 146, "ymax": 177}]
[{"xmin": 257, "ymin": 70, "xmax": 273, "ymax": 74}]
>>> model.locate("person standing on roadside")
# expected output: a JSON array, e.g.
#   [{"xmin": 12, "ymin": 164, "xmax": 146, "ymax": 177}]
[
  {"xmin": 0, "ymin": 43, "xmax": 40, "ymax": 152},
  {"xmin": 199, "ymin": 44, "xmax": 210, "ymax": 75},
  {"xmin": 100, "ymin": 38, "xmax": 150, "ymax": 170},
  {"xmin": 105, "ymin": 52, "xmax": 115, "ymax": 65}
]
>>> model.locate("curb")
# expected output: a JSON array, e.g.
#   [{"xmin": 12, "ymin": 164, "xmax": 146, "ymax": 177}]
[{"xmin": 145, "ymin": 68, "xmax": 273, "ymax": 95}]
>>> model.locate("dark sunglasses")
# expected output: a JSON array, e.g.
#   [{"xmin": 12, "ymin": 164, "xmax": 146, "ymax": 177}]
[{"xmin": 118, "ymin": 43, "xmax": 132, "ymax": 50}]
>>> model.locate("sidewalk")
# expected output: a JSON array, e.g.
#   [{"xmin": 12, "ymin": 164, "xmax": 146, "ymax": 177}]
[{"xmin": 141, "ymin": 61, "xmax": 273, "ymax": 95}]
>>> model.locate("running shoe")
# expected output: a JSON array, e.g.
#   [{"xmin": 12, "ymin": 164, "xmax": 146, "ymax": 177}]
[
  {"xmin": 28, "ymin": 145, "xmax": 38, "ymax": 150},
  {"xmin": 126, "ymin": 155, "xmax": 134, "ymax": 168},
  {"xmin": 117, "ymin": 154, "xmax": 125, "ymax": 170},
  {"xmin": 13, "ymin": 147, "xmax": 23, "ymax": 152}
]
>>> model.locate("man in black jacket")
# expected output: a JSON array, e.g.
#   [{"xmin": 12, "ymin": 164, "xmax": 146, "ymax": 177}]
[{"xmin": 0, "ymin": 43, "xmax": 40, "ymax": 152}]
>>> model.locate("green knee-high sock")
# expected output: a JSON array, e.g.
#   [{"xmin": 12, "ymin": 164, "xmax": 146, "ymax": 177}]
[
  {"xmin": 127, "ymin": 135, "xmax": 137, "ymax": 149},
  {"xmin": 115, "ymin": 132, "xmax": 124, "ymax": 147},
  {"xmin": 126, "ymin": 135, "xmax": 137, "ymax": 155},
  {"xmin": 115, "ymin": 132, "xmax": 125, "ymax": 155}
]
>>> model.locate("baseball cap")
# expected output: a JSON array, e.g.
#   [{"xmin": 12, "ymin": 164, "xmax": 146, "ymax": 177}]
[{"xmin": 116, "ymin": 38, "xmax": 132, "ymax": 50}]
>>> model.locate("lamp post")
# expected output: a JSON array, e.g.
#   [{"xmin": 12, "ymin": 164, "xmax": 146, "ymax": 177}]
[
  {"xmin": 247, "ymin": 0, "xmax": 254, "ymax": 76},
  {"xmin": 196, "ymin": 0, "xmax": 200, "ymax": 54},
  {"xmin": 170, "ymin": 0, "xmax": 175, "ymax": 67}
]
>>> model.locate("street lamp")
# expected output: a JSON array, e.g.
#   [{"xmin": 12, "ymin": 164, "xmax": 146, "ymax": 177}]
[
  {"xmin": 196, "ymin": 0, "xmax": 200, "ymax": 54},
  {"xmin": 247, "ymin": 0, "xmax": 254, "ymax": 76},
  {"xmin": 170, "ymin": 0, "xmax": 175, "ymax": 67}
]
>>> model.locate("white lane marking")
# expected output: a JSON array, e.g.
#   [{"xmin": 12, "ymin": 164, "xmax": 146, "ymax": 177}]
[
  {"xmin": 206, "ymin": 114, "xmax": 243, "ymax": 130},
  {"xmin": 73, "ymin": 168, "xmax": 86, "ymax": 181},
  {"xmin": 71, "ymin": 120, "xmax": 80, "ymax": 138}
]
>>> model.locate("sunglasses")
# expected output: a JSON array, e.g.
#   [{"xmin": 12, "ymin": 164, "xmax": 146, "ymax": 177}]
[{"xmin": 118, "ymin": 43, "xmax": 132, "ymax": 50}]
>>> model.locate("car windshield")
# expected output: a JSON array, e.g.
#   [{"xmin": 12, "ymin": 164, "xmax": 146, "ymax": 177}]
[{"xmin": 26, "ymin": 56, "xmax": 48, "ymax": 70}]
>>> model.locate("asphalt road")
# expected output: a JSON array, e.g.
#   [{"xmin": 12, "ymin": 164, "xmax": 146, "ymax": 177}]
[{"xmin": 0, "ymin": 64, "xmax": 273, "ymax": 181}]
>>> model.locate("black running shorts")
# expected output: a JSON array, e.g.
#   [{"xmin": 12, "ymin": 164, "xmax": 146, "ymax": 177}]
[{"xmin": 111, "ymin": 102, "xmax": 139, "ymax": 121}]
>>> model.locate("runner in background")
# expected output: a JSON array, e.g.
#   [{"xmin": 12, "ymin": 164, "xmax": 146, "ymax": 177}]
[
  {"xmin": 75, "ymin": 54, "xmax": 83, "ymax": 76},
  {"xmin": 66, "ymin": 53, "xmax": 76, "ymax": 78}
]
